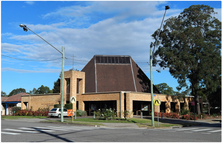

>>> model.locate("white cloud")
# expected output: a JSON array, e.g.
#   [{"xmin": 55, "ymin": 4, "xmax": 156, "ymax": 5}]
[
  {"xmin": 2, "ymin": 67, "xmax": 61, "ymax": 73},
  {"xmin": 4, "ymin": 1, "xmax": 221, "ymax": 74},
  {"xmin": 25, "ymin": 1, "xmax": 35, "ymax": 5}
]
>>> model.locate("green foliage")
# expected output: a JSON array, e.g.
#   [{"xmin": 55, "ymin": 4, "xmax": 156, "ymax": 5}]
[
  {"xmin": 180, "ymin": 108, "xmax": 190, "ymax": 115},
  {"xmin": 152, "ymin": 5, "xmax": 221, "ymax": 114},
  {"xmin": 11, "ymin": 107, "xmax": 21, "ymax": 114},
  {"xmin": 35, "ymin": 85, "xmax": 52, "ymax": 94},
  {"xmin": 28, "ymin": 88, "xmax": 37, "ymax": 95},
  {"xmin": 37, "ymin": 107, "xmax": 50, "ymax": 112},
  {"xmin": 8, "ymin": 88, "xmax": 26, "ymax": 96},
  {"xmin": 52, "ymin": 78, "xmax": 60, "ymax": 93},
  {"xmin": 15, "ymin": 110, "xmax": 49, "ymax": 117},
  {"xmin": 76, "ymin": 110, "xmax": 87, "ymax": 116},
  {"xmin": 207, "ymin": 86, "xmax": 221, "ymax": 108},
  {"xmin": 123, "ymin": 110, "xmax": 130, "ymax": 119},
  {"xmin": 1, "ymin": 91, "xmax": 7, "ymax": 97},
  {"xmin": 64, "ymin": 103, "xmax": 72, "ymax": 109},
  {"xmin": 54, "ymin": 104, "xmax": 61, "ymax": 108},
  {"xmin": 197, "ymin": 113, "xmax": 205, "ymax": 119},
  {"xmin": 95, "ymin": 108, "xmax": 116, "ymax": 120},
  {"xmin": 155, "ymin": 83, "xmax": 175, "ymax": 95}
]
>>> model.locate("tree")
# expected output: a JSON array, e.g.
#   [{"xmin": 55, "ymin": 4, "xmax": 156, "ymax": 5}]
[
  {"xmin": 8, "ymin": 88, "xmax": 26, "ymax": 96},
  {"xmin": 52, "ymin": 78, "xmax": 60, "ymax": 93},
  {"xmin": 28, "ymin": 88, "xmax": 37, "ymax": 94},
  {"xmin": 152, "ymin": 5, "xmax": 221, "ymax": 114},
  {"xmin": 155, "ymin": 83, "xmax": 175, "ymax": 95},
  {"xmin": 1, "ymin": 91, "xmax": 7, "ymax": 97},
  {"xmin": 35, "ymin": 85, "xmax": 52, "ymax": 94}
]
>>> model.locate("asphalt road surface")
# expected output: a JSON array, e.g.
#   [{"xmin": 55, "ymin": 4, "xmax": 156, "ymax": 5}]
[{"xmin": 1, "ymin": 120, "xmax": 221, "ymax": 142}]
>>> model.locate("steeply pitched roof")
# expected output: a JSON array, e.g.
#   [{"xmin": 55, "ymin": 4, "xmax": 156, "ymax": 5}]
[
  {"xmin": 1, "ymin": 92, "xmax": 29, "ymax": 102},
  {"xmin": 81, "ymin": 55, "xmax": 160, "ymax": 93}
]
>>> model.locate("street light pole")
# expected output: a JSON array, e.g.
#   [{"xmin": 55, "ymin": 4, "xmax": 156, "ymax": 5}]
[
  {"xmin": 19, "ymin": 24, "xmax": 65, "ymax": 122},
  {"xmin": 150, "ymin": 5, "xmax": 170, "ymax": 127}
]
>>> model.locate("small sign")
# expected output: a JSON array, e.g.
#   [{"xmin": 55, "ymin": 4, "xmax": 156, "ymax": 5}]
[
  {"xmin": 154, "ymin": 99, "xmax": 161, "ymax": 106},
  {"xmin": 70, "ymin": 96, "xmax": 76, "ymax": 104},
  {"xmin": 191, "ymin": 101, "xmax": 195, "ymax": 106},
  {"xmin": 67, "ymin": 109, "xmax": 73, "ymax": 116}
]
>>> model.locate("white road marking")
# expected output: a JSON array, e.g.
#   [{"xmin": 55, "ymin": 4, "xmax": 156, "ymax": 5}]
[
  {"xmin": 208, "ymin": 129, "xmax": 221, "ymax": 133},
  {"xmin": 19, "ymin": 127, "xmax": 54, "ymax": 132},
  {"xmin": 174, "ymin": 128, "xmax": 199, "ymax": 131},
  {"xmin": 1, "ymin": 131, "xmax": 20, "ymax": 135},
  {"xmin": 192, "ymin": 128, "xmax": 213, "ymax": 132},
  {"xmin": 3, "ymin": 129, "xmax": 38, "ymax": 133}
]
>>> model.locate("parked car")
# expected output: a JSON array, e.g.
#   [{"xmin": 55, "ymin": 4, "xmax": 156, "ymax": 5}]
[{"xmin": 48, "ymin": 108, "xmax": 68, "ymax": 118}]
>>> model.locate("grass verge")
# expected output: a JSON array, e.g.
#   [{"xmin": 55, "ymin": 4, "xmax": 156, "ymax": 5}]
[{"xmin": 1, "ymin": 115, "xmax": 47, "ymax": 119}]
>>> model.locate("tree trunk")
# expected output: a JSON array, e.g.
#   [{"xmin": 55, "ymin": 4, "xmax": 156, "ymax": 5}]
[
  {"xmin": 206, "ymin": 98, "xmax": 211, "ymax": 115},
  {"xmin": 196, "ymin": 96, "xmax": 201, "ymax": 114}
]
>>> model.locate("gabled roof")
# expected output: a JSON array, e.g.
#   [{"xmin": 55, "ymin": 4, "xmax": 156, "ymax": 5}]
[
  {"xmin": 81, "ymin": 55, "xmax": 160, "ymax": 93},
  {"xmin": 1, "ymin": 92, "xmax": 29, "ymax": 102}
]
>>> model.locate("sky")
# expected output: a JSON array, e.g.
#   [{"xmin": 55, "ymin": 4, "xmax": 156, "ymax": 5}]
[{"xmin": 1, "ymin": 1, "xmax": 221, "ymax": 95}]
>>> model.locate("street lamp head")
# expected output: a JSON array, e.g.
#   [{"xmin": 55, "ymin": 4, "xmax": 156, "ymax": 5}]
[
  {"xmin": 165, "ymin": 5, "xmax": 170, "ymax": 10},
  {"xmin": 19, "ymin": 24, "xmax": 28, "ymax": 32}
]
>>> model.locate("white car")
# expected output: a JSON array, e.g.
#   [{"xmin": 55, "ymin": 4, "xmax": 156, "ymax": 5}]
[{"xmin": 48, "ymin": 108, "xmax": 68, "ymax": 118}]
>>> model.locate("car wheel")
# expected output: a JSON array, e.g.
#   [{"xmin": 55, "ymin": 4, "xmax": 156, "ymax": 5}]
[{"xmin": 58, "ymin": 114, "xmax": 61, "ymax": 118}]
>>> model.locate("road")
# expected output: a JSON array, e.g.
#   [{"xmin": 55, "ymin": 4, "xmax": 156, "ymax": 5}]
[{"xmin": 1, "ymin": 120, "xmax": 221, "ymax": 142}]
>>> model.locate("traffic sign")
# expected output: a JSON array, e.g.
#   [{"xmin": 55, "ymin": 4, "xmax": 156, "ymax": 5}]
[
  {"xmin": 70, "ymin": 96, "xmax": 76, "ymax": 104},
  {"xmin": 154, "ymin": 99, "xmax": 161, "ymax": 106},
  {"xmin": 67, "ymin": 109, "xmax": 73, "ymax": 116}
]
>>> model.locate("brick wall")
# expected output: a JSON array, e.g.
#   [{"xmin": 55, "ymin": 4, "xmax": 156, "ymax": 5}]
[{"xmin": 21, "ymin": 94, "xmax": 60, "ymax": 111}]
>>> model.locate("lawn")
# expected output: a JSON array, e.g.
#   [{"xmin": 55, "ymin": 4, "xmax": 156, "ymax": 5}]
[
  {"xmin": 1, "ymin": 116, "xmax": 198, "ymax": 128},
  {"xmin": 1, "ymin": 115, "xmax": 47, "ymax": 119}
]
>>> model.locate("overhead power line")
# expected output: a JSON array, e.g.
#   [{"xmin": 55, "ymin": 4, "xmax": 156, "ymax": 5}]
[{"xmin": 1, "ymin": 54, "xmax": 61, "ymax": 61}]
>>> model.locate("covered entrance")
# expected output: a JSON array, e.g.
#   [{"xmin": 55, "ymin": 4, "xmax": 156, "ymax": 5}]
[
  {"xmin": 133, "ymin": 101, "xmax": 151, "ymax": 116},
  {"xmin": 84, "ymin": 101, "xmax": 116, "ymax": 116}
]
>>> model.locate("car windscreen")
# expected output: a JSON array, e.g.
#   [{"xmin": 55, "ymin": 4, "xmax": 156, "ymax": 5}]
[{"xmin": 50, "ymin": 108, "xmax": 57, "ymax": 111}]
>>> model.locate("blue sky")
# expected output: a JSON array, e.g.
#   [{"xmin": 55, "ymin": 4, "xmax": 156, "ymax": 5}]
[{"xmin": 1, "ymin": 1, "xmax": 221, "ymax": 95}]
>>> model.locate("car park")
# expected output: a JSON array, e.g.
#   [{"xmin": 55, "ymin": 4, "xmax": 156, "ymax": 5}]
[{"xmin": 48, "ymin": 108, "xmax": 68, "ymax": 118}]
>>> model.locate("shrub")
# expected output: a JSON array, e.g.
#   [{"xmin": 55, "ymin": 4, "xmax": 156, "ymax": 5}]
[
  {"xmin": 166, "ymin": 113, "xmax": 172, "ymax": 118},
  {"xmin": 54, "ymin": 104, "xmax": 61, "ymax": 108},
  {"xmin": 76, "ymin": 110, "xmax": 87, "ymax": 117},
  {"xmin": 37, "ymin": 107, "xmax": 50, "ymax": 112},
  {"xmin": 64, "ymin": 103, "xmax": 72, "ymax": 109},
  {"xmin": 197, "ymin": 113, "xmax": 205, "ymax": 119},
  {"xmin": 190, "ymin": 115, "xmax": 198, "ymax": 120},
  {"xmin": 27, "ymin": 111, "xmax": 33, "ymax": 116},
  {"xmin": 180, "ymin": 108, "xmax": 190, "ymax": 115},
  {"xmin": 183, "ymin": 114, "xmax": 190, "ymax": 120},
  {"xmin": 172, "ymin": 113, "xmax": 179, "ymax": 119},
  {"xmin": 11, "ymin": 107, "xmax": 21, "ymax": 115},
  {"xmin": 94, "ymin": 108, "xmax": 116, "ymax": 120}
]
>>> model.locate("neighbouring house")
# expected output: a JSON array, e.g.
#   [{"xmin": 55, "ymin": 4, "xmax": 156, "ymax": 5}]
[
  {"xmin": 1, "ymin": 92, "xmax": 29, "ymax": 115},
  {"xmin": 21, "ymin": 55, "xmax": 195, "ymax": 118}
]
